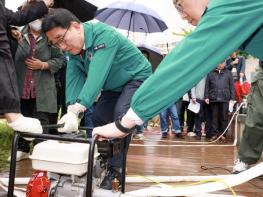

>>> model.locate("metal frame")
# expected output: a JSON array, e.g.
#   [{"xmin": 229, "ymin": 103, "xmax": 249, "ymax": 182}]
[
  {"xmin": 7, "ymin": 126, "xmax": 96, "ymax": 197},
  {"xmin": 7, "ymin": 125, "xmax": 127, "ymax": 196}
]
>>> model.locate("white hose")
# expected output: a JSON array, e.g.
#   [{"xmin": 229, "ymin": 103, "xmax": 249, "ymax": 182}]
[
  {"xmin": 0, "ymin": 177, "xmax": 29, "ymax": 186},
  {"xmin": 124, "ymin": 162, "xmax": 263, "ymax": 196},
  {"xmin": 1, "ymin": 160, "xmax": 260, "ymax": 197},
  {"xmin": 0, "ymin": 181, "xmax": 26, "ymax": 197},
  {"xmin": 93, "ymin": 188, "xmax": 122, "ymax": 197},
  {"xmin": 125, "ymin": 175, "xmax": 232, "ymax": 183}
]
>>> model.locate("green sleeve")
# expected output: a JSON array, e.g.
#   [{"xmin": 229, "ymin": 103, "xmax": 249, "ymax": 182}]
[
  {"xmin": 131, "ymin": 0, "xmax": 263, "ymax": 121},
  {"xmin": 66, "ymin": 58, "xmax": 87, "ymax": 105},
  {"xmin": 78, "ymin": 43, "xmax": 119, "ymax": 108}
]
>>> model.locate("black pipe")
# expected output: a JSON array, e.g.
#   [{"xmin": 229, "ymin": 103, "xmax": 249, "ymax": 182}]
[
  {"xmin": 7, "ymin": 131, "xmax": 19, "ymax": 197},
  {"xmin": 121, "ymin": 136, "xmax": 128, "ymax": 193},
  {"xmin": 86, "ymin": 135, "xmax": 97, "ymax": 197},
  {"xmin": 42, "ymin": 124, "xmax": 93, "ymax": 131}
]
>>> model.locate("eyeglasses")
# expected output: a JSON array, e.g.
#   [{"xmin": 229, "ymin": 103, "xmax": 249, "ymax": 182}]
[
  {"xmin": 51, "ymin": 25, "xmax": 70, "ymax": 48},
  {"xmin": 173, "ymin": 0, "xmax": 184, "ymax": 13}
]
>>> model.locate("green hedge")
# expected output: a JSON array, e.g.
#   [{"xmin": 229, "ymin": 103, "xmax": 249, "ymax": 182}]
[{"xmin": 0, "ymin": 121, "xmax": 13, "ymax": 172}]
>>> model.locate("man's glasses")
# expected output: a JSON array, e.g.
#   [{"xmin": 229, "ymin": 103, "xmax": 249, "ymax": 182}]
[
  {"xmin": 50, "ymin": 25, "xmax": 70, "ymax": 48},
  {"xmin": 173, "ymin": 0, "xmax": 184, "ymax": 13}
]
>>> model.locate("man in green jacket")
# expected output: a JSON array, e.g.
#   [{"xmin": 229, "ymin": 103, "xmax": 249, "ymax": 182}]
[
  {"xmin": 93, "ymin": 0, "xmax": 263, "ymax": 174},
  {"xmin": 42, "ymin": 8, "xmax": 151, "ymax": 189}
]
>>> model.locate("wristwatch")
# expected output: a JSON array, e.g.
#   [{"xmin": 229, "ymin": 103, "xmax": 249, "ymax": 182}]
[{"xmin": 115, "ymin": 115, "xmax": 135, "ymax": 134}]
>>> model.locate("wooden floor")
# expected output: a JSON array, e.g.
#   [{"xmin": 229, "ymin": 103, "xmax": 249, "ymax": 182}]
[
  {"xmin": 1, "ymin": 127, "xmax": 263, "ymax": 197},
  {"xmin": 125, "ymin": 128, "xmax": 263, "ymax": 196}
]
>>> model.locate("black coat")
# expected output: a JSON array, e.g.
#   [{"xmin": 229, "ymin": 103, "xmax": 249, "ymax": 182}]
[
  {"xmin": 204, "ymin": 68, "xmax": 235, "ymax": 102},
  {"xmin": 0, "ymin": 1, "xmax": 48, "ymax": 114}
]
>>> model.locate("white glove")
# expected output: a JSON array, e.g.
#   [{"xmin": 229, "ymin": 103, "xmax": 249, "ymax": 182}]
[
  {"xmin": 7, "ymin": 115, "xmax": 43, "ymax": 140},
  {"xmin": 58, "ymin": 103, "xmax": 86, "ymax": 133}
]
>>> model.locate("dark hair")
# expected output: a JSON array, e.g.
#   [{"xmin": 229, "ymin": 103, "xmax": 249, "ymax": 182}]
[{"xmin": 42, "ymin": 8, "xmax": 80, "ymax": 33}]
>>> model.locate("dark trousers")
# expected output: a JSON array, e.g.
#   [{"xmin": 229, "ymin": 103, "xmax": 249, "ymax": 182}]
[
  {"xmin": 194, "ymin": 100, "xmax": 213, "ymax": 137},
  {"xmin": 92, "ymin": 80, "xmax": 144, "ymax": 168},
  {"xmin": 204, "ymin": 103, "xmax": 213, "ymax": 138},
  {"xmin": 210, "ymin": 102, "xmax": 229, "ymax": 137},
  {"xmin": 84, "ymin": 105, "xmax": 94, "ymax": 138},
  {"xmin": 194, "ymin": 99, "xmax": 205, "ymax": 137},
  {"xmin": 18, "ymin": 99, "xmax": 49, "ymax": 152},
  {"xmin": 177, "ymin": 100, "xmax": 195, "ymax": 132}
]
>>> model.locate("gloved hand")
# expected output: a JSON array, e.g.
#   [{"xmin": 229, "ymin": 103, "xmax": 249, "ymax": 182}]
[
  {"xmin": 93, "ymin": 122, "xmax": 128, "ymax": 140},
  {"xmin": 7, "ymin": 115, "xmax": 43, "ymax": 134},
  {"xmin": 58, "ymin": 103, "xmax": 86, "ymax": 133}
]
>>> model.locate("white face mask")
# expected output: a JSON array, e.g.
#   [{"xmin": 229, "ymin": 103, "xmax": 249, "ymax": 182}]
[{"xmin": 29, "ymin": 19, "xmax": 42, "ymax": 31}]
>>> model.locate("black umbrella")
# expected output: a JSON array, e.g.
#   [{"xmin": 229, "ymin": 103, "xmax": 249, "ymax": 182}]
[
  {"xmin": 95, "ymin": 1, "xmax": 167, "ymax": 37},
  {"xmin": 53, "ymin": 0, "xmax": 97, "ymax": 22},
  {"xmin": 137, "ymin": 43, "xmax": 163, "ymax": 71}
]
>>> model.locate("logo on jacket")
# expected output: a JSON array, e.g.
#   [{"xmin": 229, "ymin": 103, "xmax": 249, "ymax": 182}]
[{"xmin": 93, "ymin": 43, "xmax": 105, "ymax": 51}]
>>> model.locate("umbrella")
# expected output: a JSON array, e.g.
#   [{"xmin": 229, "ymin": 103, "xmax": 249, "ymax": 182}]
[
  {"xmin": 53, "ymin": 0, "xmax": 97, "ymax": 22},
  {"xmin": 137, "ymin": 43, "xmax": 163, "ymax": 71},
  {"xmin": 95, "ymin": 1, "xmax": 168, "ymax": 37}
]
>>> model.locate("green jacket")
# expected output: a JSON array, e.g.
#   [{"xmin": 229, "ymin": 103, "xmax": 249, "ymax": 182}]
[
  {"xmin": 66, "ymin": 22, "xmax": 151, "ymax": 108},
  {"xmin": 15, "ymin": 27, "xmax": 65, "ymax": 113},
  {"xmin": 131, "ymin": 0, "xmax": 263, "ymax": 121}
]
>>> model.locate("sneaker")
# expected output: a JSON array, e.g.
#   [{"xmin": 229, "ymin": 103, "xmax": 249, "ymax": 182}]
[
  {"xmin": 232, "ymin": 159, "xmax": 249, "ymax": 174},
  {"xmin": 187, "ymin": 132, "xmax": 196, "ymax": 137},
  {"xmin": 161, "ymin": 132, "xmax": 168, "ymax": 139},
  {"xmin": 8, "ymin": 151, "xmax": 29, "ymax": 162},
  {"xmin": 100, "ymin": 168, "xmax": 121, "ymax": 190},
  {"xmin": 175, "ymin": 133, "xmax": 185, "ymax": 139},
  {"xmin": 133, "ymin": 133, "xmax": 144, "ymax": 140}
]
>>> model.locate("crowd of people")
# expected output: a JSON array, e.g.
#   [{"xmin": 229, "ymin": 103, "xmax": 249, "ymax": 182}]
[
  {"xmin": 141, "ymin": 54, "xmax": 246, "ymax": 144},
  {"xmin": 1, "ymin": 0, "xmax": 263, "ymax": 191}
]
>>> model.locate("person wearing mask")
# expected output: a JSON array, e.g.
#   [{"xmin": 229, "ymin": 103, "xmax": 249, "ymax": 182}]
[
  {"xmin": 0, "ymin": 0, "xmax": 53, "ymax": 134},
  {"xmin": 13, "ymin": 17, "xmax": 64, "ymax": 161},
  {"xmin": 91, "ymin": 0, "xmax": 263, "ymax": 174}
]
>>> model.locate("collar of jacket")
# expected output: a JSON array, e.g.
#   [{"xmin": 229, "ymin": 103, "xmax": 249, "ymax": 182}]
[
  {"xmin": 22, "ymin": 25, "xmax": 44, "ymax": 44},
  {"xmin": 215, "ymin": 67, "xmax": 226, "ymax": 73},
  {"xmin": 82, "ymin": 22, "xmax": 94, "ymax": 50}
]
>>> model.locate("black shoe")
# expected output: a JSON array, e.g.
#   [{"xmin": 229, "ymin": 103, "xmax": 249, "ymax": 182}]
[
  {"xmin": 100, "ymin": 168, "xmax": 121, "ymax": 190},
  {"xmin": 175, "ymin": 133, "xmax": 185, "ymax": 139},
  {"xmin": 161, "ymin": 132, "xmax": 168, "ymax": 139}
]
